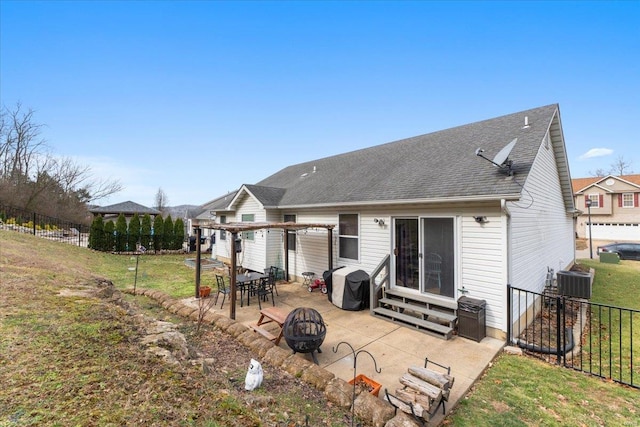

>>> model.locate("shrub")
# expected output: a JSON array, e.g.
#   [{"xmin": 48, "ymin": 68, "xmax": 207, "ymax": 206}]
[
  {"xmin": 115, "ymin": 213, "xmax": 127, "ymax": 252},
  {"xmin": 104, "ymin": 220, "xmax": 115, "ymax": 252},
  {"xmin": 141, "ymin": 213, "xmax": 152, "ymax": 249},
  {"xmin": 163, "ymin": 215, "xmax": 174, "ymax": 250},
  {"xmin": 174, "ymin": 218, "xmax": 185, "ymax": 250},
  {"xmin": 152, "ymin": 215, "xmax": 163, "ymax": 251},
  {"xmin": 128, "ymin": 213, "xmax": 141, "ymax": 250},
  {"xmin": 89, "ymin": 215, "xmax": 105, "ymax": 250}
]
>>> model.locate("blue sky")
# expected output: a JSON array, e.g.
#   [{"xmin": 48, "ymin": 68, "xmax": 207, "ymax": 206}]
[{"xmin": 1, "ymin": 1, "xmax": 638, "ymax": 208}]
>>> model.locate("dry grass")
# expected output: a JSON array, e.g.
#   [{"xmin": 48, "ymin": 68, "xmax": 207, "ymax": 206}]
[{"xmin": 0, "ymin": 231, "xmax": 350, "ymax": 426}]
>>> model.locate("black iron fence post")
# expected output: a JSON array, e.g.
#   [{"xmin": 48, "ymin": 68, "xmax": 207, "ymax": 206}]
[
  {"xmin": 32, "ymin": 212, "xmax": 36, "ymax": 235},
  {"xmin": 556, "ymin": 296, "xmax": 562, "ymax": 364}
]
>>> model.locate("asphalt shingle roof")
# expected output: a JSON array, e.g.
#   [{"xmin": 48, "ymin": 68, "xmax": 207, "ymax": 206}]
[
  {"xmin": 251, "ymin": 104, "xmax": 563, "ymax": 207},
  {"xmin": 89, "ymin": 201, "xmax": 160, "ymax": 215},
  {"xmin": 572, "ymin": 174, "xmax": 640, "ymax": 193}
]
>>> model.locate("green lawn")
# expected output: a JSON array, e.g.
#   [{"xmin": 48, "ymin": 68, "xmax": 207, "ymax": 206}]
[{"xmin": 447, "ymin": 258, "xmax": 640, "ymax": 426}]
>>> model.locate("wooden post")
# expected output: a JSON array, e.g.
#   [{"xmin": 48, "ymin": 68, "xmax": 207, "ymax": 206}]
[
  {"xmin": 284, "ymin": 228, "xmax": 289, "ymax": 281},
  {"xmin": 327, "ymin": 227, "xmax": 333, "ymax": 271},
  {"xmin": 230, "ymin": 231, "xmax": 237, "ymax": 320},
  {"xmin": 195, "ymin": 226, "xmax": 201, "ymax": 299}
]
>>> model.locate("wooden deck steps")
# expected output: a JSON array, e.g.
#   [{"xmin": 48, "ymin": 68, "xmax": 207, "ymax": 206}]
[{"xmin": 373, "ymin": 288, "xmax": 458, "ymax": 340}]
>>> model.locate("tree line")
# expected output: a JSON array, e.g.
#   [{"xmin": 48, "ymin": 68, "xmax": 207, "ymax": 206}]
[
  {"xmin": 88, "ymin": 213, "xmax": 185, "ymax": 253},
  {"xmin": 1, "ymin": 103, "xmax": 122, "ymax": 224}
]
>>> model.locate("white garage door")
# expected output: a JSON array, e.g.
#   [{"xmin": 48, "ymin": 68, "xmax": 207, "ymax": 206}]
[{"xmin": 588, "ymin": 223, "xmax": 640, "ymax": 241}]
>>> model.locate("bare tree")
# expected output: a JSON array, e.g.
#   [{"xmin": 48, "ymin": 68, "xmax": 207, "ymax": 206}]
[
  {"xmin": 588, "ymin": 168, "xmax": 607, "ymax": 177},
  {"xmin": 0, "ymin": 102, "xmax": 47, "ymax": 181},
  {"xmin": 587, "ymin": 155, "xmax": 634, "ymax": 178},
  {"xmin": 0, "ymin": 103, "xmax": 122, "ymax": 221},
  {"xmin": 609, "ymin": 155, "xmax": 633, "ymax": 176},
  {"xmin": 154, "ymin": 187, "xmax": 169, "ymax": 212}
]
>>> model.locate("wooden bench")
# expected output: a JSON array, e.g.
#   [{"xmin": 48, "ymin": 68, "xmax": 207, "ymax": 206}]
[
  {"xmin": 385, "ymin": 358, "xmax": 454, "ymax": 424},
  {"xmin": 249, "ymin": 324, "xmax": 277, "ymax": 342},
  {"xmin": 249, "ymin": 307, "xmax": 289, "ymax": 345}
]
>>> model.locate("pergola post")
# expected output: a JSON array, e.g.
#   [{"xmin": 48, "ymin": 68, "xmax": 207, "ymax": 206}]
[
  {"xmin": 229, "ymin": 231, "xmax": 238, "ymax": 320},
  {"xmin": 328, "ymin": 227, "xmax": 333, "ymax": 271},
  {"xmin": 195, "ymin": 226, "xmax": 201, "ymax": 299},
  {"xmin": 284, "ymin": 228, "xmax": 289, "ymax": 281}
]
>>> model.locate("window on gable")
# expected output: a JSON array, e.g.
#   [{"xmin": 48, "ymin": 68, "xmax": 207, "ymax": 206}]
[
  {"xmin": 622, "ymin": 193, "xmax": 634, "ymax": 208},
  {"xmin": 241, "ymin": 214, "xmax": 255, "ymax": 240},
  {"xmin": 587, "ymin": 194, "xmax": 600, "ymax": 208},
  {"xmin": 284, "ymin": 214, "xmax": 296, "ymax": 251},
  {"xmin": 219, "ymin": 215, "xmax": 226, "ymax": 240},
  {"xmin": 339, "ymin": 214, "xmax": 359, "ymax": 260}
]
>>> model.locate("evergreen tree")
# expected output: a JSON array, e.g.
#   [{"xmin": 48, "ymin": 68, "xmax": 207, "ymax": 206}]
[
  {"xmin": 141, "ymin": 214, "xmax": 152, "ymax": 249},
  {"xmin": 152, "ymin": 215, "xmax": 164, "ymax": 251},
  {"xmin": 104, "ymin": 220, "xmax": 115, "ymax": 252},
  {"xmin": 128, "ymin": 213, "xmax": 141, "ymax": 250},
  {"xmin": 163, "ymin": 215, "xmax": 174, "ymax": 250},
  {"xmin": 173, "ymin": 218, "xmax": 185, "ymax": 250},
  {"xmin": 89, "ymin": 215, "xmax": 104, "ymax": 250},
  {"xmin": 115, "ymin": 213, "xmax": 128, "ymax": 252}
]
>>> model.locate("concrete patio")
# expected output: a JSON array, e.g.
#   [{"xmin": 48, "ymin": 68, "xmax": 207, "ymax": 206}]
[{"xmin": 189, "ymin": 278, "xmax": 504, "ymax": 425}]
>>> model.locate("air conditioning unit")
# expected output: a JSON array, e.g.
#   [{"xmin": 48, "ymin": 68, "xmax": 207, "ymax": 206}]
[{"xmin": 556, "ymin": 270, "xmax": 592, "ymax": 299}]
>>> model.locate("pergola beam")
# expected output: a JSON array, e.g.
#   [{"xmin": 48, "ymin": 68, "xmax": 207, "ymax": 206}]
[{"xmin": 198, "ymin": 221, "xmax": 335, "ymax": 320}]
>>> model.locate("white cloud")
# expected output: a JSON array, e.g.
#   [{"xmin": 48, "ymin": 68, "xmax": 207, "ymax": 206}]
[{"xmin": 579, "ymin": 148, "xmax": 614, "ymax": 160}]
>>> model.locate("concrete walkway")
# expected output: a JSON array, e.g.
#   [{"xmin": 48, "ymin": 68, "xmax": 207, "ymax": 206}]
[{"xmin": 188, "ymin": 279, "xmax": 504, "ymax": 425}]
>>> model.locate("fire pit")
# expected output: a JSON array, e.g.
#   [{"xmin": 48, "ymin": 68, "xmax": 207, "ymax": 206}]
[{"xmin": 282, "ymin": 307, "xmax": 326, "ymax": 364}]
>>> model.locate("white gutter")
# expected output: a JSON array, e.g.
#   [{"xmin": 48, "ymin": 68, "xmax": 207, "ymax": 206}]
[{"xmin": 272, "ymin": 193, "xmax": 522, "ymax": 210}]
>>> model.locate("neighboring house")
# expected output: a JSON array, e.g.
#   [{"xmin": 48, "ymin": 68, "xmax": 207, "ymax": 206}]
[
  {"xmin": 192, "ymin": 191, "xmax": 237, "ymax": 253},
  {"xmin": 197, "ymin": 104, "xmax": 576, "ymax": 340},
  {"xmin": 572, "ymin": 174, "xmax": 640, "ymax": 241},
  {"xmin": 89, "ymin": 201, "xmax": 161, "ymax": 222}
]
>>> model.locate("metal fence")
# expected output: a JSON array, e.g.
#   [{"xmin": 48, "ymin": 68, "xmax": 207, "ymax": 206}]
[
  {"xmin": 508, "ymin": 284, "xmax": 639, "ymax": 389},
  {"xmin": 0, "ymin": 204, "xmax": 90, "ymax": 247}
]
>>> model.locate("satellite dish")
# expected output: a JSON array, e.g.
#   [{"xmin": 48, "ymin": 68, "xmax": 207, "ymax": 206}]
[
  {"xmin": 475, "ymin": 138, "xmax": 518, "ymax": 175},
  {"xmin": 492, "ymin": 138, "xmax": 517, "ymax": 168}
]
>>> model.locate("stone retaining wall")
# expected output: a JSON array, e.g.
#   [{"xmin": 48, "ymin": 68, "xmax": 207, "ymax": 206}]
[{"xmin": 125, "ymin": 287, "xmax": 423, "ymax": 427}]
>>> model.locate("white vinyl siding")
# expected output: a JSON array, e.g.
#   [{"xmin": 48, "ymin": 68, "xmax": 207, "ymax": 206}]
[
  {"xmin": 508, "ymin": 130, "xmax": 574, "ymax": 333},
  {"xmin": 234, "ymin": 194, "xmax": 266, "ymax": 273},
  {"xmin": 460, "ymin": 214, "xmax": 505, "ymax": 332}
]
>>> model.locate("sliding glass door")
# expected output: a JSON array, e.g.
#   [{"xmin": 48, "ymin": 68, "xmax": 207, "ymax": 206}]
[
  {"xmin": 394, "ymin": 218, "xmax": 419, "ymax": 290},
  {"xmin": 422, "ymin": 217, "xmax": 455, "ymax": 298},
  {"xmin": 393, "ymin": 217, "xmax": 455, "ymax": 298}
]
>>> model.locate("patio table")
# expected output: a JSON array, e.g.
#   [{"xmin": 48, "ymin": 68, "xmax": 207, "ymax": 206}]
[{"xmin": 236, "ymin": 272, "xmax": 267, "ymax": 307}]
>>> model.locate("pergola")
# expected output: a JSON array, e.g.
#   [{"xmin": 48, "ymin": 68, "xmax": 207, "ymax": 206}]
[{"xmin": 193, "ymin": 221, "xmax": 336, "ymax": 319}]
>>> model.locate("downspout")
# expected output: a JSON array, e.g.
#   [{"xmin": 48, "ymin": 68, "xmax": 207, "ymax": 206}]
[{"xmin": 501, "ymin": 199, "xmax": 512, "ymax": 344}]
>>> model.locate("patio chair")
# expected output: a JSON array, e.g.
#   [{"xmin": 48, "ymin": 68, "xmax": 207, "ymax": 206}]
[
  {"xmin": 256, "ymin": 274, "xmax": 275, "ymax": 310},
  {"xmin": 214, "ymin": 275, "xmax": 231, "ymax": 309},
  {"xmin": 267, "ymin": 266, "xmax": 280, "ymax": 295}
]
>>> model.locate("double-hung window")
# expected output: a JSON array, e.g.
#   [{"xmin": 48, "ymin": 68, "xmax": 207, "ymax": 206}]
[
  {"xmin": 241, "ymin": 214, "xmax": 255, "ymax": 240},
  {"xmin": 338, "ymin": 214, "xmax": 359, "ymax": 260},
  {"xmin": 219, "ymin": 215, "xmax": 227, "ymax": 240},
  {"xmin": 587, "ymin": 194, "xmax": 600, "ymax": 208},
  {"xmin": 622, "ymin": 193, "xmax": 634, "ymax": 208},
  {"xmin": 284, "ymin": 214, "xmax": 296, "ymax": 251}
]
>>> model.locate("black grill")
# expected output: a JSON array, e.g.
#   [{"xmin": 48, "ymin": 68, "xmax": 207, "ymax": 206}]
[{"xmin": 282, "ymin": 307, "xmax": 326, "ymax": 364}]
